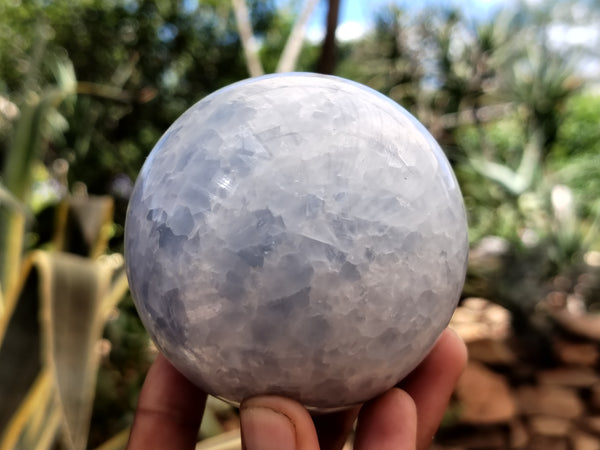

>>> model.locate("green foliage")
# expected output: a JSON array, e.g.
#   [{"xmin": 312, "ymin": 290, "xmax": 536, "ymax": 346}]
[
  {"xmin": 341, "ymin": 1, "xmax": 600, "ymax": 319},
  {"xmin": 258, "ymin": 6, "xmax": 321, "ymax": 74},
  {"xmin": 548, "ymin": 95, "xmax": 600, "ymax": 259},
  {"xmin": 337, "ymin": 5, "xmax": 425, "ymax": 111},
  {"xmin": 0, "ymin": 2, "xmax": 286, "ymax": 448},
  {"xmin": 0, "ymin": 0, "xmax": 281, "ymax": 203},
  {"xmin": 1, "ymin": 0, "xmax": 600, "ymax": 447},
  {"xmin": 550, "ymin": 94, "xmax": 600, "ymax": 222},
  {"xmin": 553, "ymin": 94, "xmax": 600, "ymax": 159},
  {"xmin": 89, "ymin": 296, "xmax": 151, "ymax": 449},
  {"xmin": 456, "ymin": 93, "xmax": 600, "ymax": 248}
]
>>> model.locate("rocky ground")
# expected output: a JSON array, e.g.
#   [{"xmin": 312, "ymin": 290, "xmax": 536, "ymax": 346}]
[{"xmin": 438, "ymin": 297, "xmax": 600, "ymax": 450}]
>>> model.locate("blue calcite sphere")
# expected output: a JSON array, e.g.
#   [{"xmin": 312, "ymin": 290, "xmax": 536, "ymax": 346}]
[{"xmin": 125, "ymin": 73, "xmax": 468, "ymax": 411}]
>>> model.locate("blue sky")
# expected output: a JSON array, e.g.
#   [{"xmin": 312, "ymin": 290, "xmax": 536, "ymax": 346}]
[
  {"xmin": 305, "ymin": 0, "xmax": 505, "ymax": 42},
  {"xmin": 292, "ymin": 0, "xmax": 600, "ymax": 80},
  {"xmin": 339, "ymin": 0, "xmax": 502, "ymax": 23},
  {"xmin": 342, "ymin": 0, "xmax": 504, "ymax": 21}
]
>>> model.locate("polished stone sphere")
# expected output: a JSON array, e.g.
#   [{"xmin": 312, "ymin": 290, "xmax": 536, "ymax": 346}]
[{"xmin": 125, "ymin": 73, "xmax": 468, "ymax": 411}]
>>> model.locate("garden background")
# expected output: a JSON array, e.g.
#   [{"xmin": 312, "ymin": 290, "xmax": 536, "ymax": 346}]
[{"xmin": 1, "ymin": 0, "xmax": 599, "ymax": 448}]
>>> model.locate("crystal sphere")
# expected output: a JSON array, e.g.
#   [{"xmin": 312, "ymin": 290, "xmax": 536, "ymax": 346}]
[{"xmin": 125, "ymin": 73, "xmax": 468, "ymax": 411}]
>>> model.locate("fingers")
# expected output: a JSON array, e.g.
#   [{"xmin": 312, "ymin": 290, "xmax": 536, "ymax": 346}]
[
  {"xmin": 240, "ymin": 396, "xmax": 321, "ymax": 450},
  {"xmin": 354, "ymin": 388, "xmax": 418, "ymax": 450},
  {"xmin": 127, "ymin": 354, "xmax": 207, "ymax": 450},
  {"xmin": 128, "ymin": 328, "xmax": 466, "ymax": 450},
  {"xmin": 354, "ymin": 328, "xmax": 467, "ymax": 450},
  {"xmin": 399, "ymin": 328, "xmax": 468, "ymax": 450}
]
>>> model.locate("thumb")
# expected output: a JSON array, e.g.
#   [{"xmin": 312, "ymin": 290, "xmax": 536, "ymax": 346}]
[{"xmin": 240, "ymin": 396, "xmax": 320, "ymax": 450}]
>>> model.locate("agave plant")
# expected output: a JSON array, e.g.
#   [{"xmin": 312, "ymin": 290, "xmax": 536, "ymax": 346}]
[{"xmin": 0, "ymin": 43, "xmax": 133, "ymax": 449}]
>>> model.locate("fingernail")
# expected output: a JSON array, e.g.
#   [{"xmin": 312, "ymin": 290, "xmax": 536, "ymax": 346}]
[{"xmin": 241, "ymin": 406, "xmax": 296, "ymax": 450}]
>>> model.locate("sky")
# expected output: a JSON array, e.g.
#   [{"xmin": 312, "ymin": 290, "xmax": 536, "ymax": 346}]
[
  {"xmin": 296, "ymin": 0, "xmax": 600, "ymax": 80},
  {"xmin": 305, "ymin": 0, "xmax": 506, "ymax": 42}
]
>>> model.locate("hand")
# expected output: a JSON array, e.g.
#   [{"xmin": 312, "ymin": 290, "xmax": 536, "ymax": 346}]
[{"xmin": 127, "ymin": 328, "xmax": 467, "ymax": 450}]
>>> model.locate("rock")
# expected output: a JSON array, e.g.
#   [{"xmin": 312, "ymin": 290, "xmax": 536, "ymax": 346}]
[
  {"xmin": 455, "ymin": 362, "xmax": 517, "ymax": 424},
  {"xmin": 451, "ymin": 298, "xmax": 512, "ymax": 343},
  {"xmin": 468, "ymin": 236, "xmax": 509, "ymax": 274},
  {"xmin": 548, "ymin": 308, "xmax": 600, "ymax": 341},
  {"xmin": 461, "ymin": 429, "xmax": 507, "ymax": 449},
  {"xmin": 449, "ymin": 322, "xmax": 489, "ymax": 343},
  {"xmin": 591, "ymin": 384, "xmax": 600, "ymax": 412},
  {"xmin": 529, "ymin": 416, "xmax": 572, "ymax": 437},
  {"xmin": 450, "ymin": 306, "xmax": 487, "ymax": 342},
  {"xmin": 461, "ymin": 297, "xmax": 493, "ymax": 311},
  {"xmin": 528, "ymin": 436, "xmax": 569, "ymax": 450},
  {"xmin": 553, "ymin": 340, "xmax": 599, "ymax": 366},
  {"xmin": 509, "ymin": 419, "xmax": 529, "ymax": 448},
  {"xmin": 537, "ymin": 367, "xmax": 599, "ymax": 388},
  {"xmin": 571, "ymin": 431, "xmax": 600, "ymax": 450},
  {"xmin": 437, "ymin": 426, "xmax": 507, "ymax": 449},
  {"xmin": 467, "ymin": 338, "xmax": 516, "ymax": 365},
  {"xmin": 517, "ymin": 386, "xmax": 584, "ymax": 419},
  {"xmin": 582, "ymin": 417, "xmax": 600, "ymax": 436}
]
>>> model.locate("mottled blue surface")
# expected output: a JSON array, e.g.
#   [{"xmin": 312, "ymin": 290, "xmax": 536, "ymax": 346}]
[{"xmin": 125, "ymin": 73, "xmax": 468, "ymax": 410}]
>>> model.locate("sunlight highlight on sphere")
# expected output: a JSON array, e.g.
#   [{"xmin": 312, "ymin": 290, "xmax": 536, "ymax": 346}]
[{"xmin": 125, "ymin": 73, "xmax": 469, "ymax": 410}]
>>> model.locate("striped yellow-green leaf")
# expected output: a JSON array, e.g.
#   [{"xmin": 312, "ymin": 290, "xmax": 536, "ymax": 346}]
[{"xmin": 0, "ymin": 250, "xmax": 127, "ymax": 450}]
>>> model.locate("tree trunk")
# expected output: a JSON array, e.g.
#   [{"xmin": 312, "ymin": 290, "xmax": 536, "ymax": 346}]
[
  {"xmin": 277, "ymin": 0, "xmax": 320, "ymax": 73},
  {"xmin": 231, "ymin": 0, "xmax": 264, "ymax": 77},
  {"xmin": 317, "ymin": 0, "xmax": 341, "ymax": 74}
]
